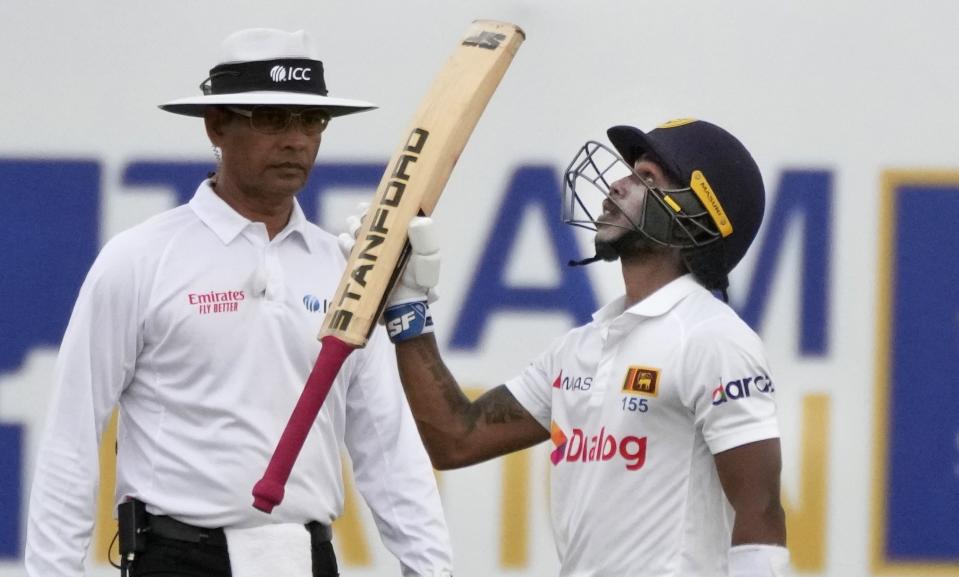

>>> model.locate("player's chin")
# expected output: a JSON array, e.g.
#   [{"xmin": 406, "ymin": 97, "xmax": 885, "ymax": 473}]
[
  {"xmin": 594, "ymin": 222, "xmax": 623, "ymax": 244},
  {"xmin": 593, "ymin": 236, "xmax": 621, "ymax": 262},
  {"xmin": 268, "ymin": 171, "xmax": 310, "ymax": 193},
  {"xmin": 593, "ymin": 227, "xmax": 624, "ymax": 261}
]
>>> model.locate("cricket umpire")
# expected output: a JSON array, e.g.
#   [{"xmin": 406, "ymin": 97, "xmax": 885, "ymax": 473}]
[{"xmin": 25, "ymin": 28, "xmax": 453, "ymax": 577}]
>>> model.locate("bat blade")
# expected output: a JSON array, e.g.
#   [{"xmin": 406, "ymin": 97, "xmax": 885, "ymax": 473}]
[
  {"xmin": 252, "ymin": 20, "xmax": 525, "ymax": 512},
  {"xmin": 322, "ymin": 19, "xmax": 525, "ymax": 346}
]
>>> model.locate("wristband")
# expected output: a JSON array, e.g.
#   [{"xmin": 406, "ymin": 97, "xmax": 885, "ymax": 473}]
[
  {"xmin": 728, "ymin": 544, "xmax": 790, "ymax": 577},
  {"xmin": 384, "ymin": 300, "xmax": 434, "ymax": 343}
]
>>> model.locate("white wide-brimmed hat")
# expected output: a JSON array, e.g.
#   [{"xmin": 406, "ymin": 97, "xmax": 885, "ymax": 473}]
[{"xmin": 159, "ymin": 28, "xmax": 376, "ymax": 118}]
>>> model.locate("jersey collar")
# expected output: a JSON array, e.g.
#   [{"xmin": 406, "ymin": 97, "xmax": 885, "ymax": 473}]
[
  {"xmin": 189, "ymin": 180, "xmax": 313, "ymax": 252},
  {"xmin": 593, "ymin": 274, "xmax": 705, "ymax": 323}
]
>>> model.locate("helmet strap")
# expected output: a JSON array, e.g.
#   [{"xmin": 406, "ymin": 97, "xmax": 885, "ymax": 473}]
[
  {"xmin": 567, "ymin": 254, "xmax": 605, "ymax": 267},
  {"xmin": 682, "ymin": 242, "xmax": 730, "ymax": 301}
]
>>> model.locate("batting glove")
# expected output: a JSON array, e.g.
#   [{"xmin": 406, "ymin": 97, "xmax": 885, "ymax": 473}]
[
  {"xmin": 387, "ymin": 217, "xmax": 441, "ymax": 306},
  {"xmin": 383, "ymin": 217, "xmax": 441, "ymax": 342},
  {"xmin": 336, "ymin": 204, "xmax": 441, "ymax": 342}
]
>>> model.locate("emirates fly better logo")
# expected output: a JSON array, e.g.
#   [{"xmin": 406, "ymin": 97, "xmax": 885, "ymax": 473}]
[
  {"xmin": 549, "ymin": 421, "xmax": 648, "ymax": 471},
  {"xmin": 270, "ymin": 65, "xmax": 312, "ymax": 82},
  {"xmin": 187, "ymin": 290, "xmax": 244, "ymax": 315}
]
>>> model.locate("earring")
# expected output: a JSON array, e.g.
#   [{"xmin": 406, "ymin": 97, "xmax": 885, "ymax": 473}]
[{"xmin": 213, "ymin": 145, "xmax": 222, "ymax": 163}]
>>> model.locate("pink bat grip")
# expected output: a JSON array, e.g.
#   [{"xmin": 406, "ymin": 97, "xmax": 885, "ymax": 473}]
[{"xmin": 252, "ymin": 335, "xmax": 356, "ymax": 513}]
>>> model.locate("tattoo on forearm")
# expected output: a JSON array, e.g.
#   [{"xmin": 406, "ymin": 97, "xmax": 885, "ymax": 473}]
[
  {"xmin": 406, "ymin": 338, "xmax": 471, "ymax": 413},
  {"xmin": 401, "ymin": 340, "xmax": 529, "ymax": 435},
  {"xmin": 468, "ymin": 387, "xmax": 528, "ymax": 431}
]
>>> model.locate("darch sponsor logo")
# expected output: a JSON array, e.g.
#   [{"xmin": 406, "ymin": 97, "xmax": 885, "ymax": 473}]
[{"xmin": 710, "ymin": 374, "xmax": 774, "ymax": 406}]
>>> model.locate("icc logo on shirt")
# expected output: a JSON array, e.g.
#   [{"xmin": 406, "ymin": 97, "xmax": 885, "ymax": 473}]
[{"xmin": 302, "ymin": 294, "xmax": 325, "ymax": 313}]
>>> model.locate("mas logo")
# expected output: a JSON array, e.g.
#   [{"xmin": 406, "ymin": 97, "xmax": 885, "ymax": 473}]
[
  {"xmin": 549, "ymin": 422, "xmax": 647, "ymax": 471},
  {"xmin": 552, "ymin": 370, "xmax": 592, "ymax": 391},
  {"xmin": 621, "ymin": 365, "xmax": 659, "ymax": 397},
  {"xmin": 710, "ymin": 374, "xmax": 774, "ymax": 406}
]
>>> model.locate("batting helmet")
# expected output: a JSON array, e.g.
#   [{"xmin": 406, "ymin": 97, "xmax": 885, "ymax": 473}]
[{"xmin": 605, "ymin": 118, "xmax": 766, "ymax": 277}]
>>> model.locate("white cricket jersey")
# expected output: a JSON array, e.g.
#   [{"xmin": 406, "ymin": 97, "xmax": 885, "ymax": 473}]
[
  {"xmin": 26, "ymin": 181, "xmax": 452, "ymax": 577},
  {"xmin": 506, "ymin": 274, "xmax": 780, "ymax": 577}
]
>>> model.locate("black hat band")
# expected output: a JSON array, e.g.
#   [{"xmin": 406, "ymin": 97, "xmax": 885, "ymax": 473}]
[{"xmin": 201, "ymin": 59, "xmax": 327, "ymax": 96}]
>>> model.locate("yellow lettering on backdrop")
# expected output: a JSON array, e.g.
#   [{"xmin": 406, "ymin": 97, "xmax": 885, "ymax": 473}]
[
  {"xmin": 783, "ymin": 394, "xmax": 830, "ymax": 571},
  {"xmin": 500, "ymin": 445, "xmax": 531, "ymax": 566},
  {"xmin": 94, "ymin": 409, "xmax": 118, "ymax": 563},
  {"xmin": 333, "ymin": 461, "xmax": 372, "ymax": 565}
]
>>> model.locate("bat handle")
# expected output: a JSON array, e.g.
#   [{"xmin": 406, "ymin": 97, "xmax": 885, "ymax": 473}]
[{"xmin": 252, "ymin": 335, "xmax": 356, "ymax": 513}]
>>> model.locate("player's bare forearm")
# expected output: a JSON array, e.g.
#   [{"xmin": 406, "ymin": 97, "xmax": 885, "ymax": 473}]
[
  {"xmin": 729, "ymin": 499, "xmax": 786, "ymax": 546},
  {"xmin": 395, "ymin": 334, "xmax": 549, "ymax": 469},
  {"xmin": 714, "ymin": 438, "xmax": 787, "ymax": 546}
]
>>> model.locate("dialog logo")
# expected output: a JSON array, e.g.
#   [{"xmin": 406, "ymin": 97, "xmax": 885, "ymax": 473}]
[
  {"xmin": 549, "ymin": 423, "xmax": 647, "ymax": 471},
  {"xmin": 621, "ymin": 365, "xmax": 659, "ymax": 397},
  {"xmin": 550, "ymin": 421, "xmax": 568, "ymax": 465}
]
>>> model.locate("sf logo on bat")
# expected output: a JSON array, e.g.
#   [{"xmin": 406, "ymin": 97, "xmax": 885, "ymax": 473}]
[
  {"xmin": 327, "ymin": 128, "xmax": 430, "ymax": 332},
  {"xmin": 462, "ymin": 31, "xmax": 506, "ymax": 50}
]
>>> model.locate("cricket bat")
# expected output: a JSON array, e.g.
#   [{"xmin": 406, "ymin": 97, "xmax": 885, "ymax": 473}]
[{"xmin": 252, "ymin": 19, "xmax": 525, "ymax": 513}]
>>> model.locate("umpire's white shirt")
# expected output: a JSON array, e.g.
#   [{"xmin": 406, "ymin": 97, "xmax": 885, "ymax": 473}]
[
  {"xmin": 506, "ymin": 274, "xmax": 780, "ymax": 577},
  {"xmin": 26, "ymin": 181, "xmax": 452, "ymax": 576}
]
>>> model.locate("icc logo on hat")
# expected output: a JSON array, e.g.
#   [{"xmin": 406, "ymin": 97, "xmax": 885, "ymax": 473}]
[{"xmin": 270, "ymin": 65, "xmax": 312, "ymax": 82}]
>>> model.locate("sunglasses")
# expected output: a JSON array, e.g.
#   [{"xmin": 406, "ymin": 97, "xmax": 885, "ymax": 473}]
[{"xmin": 227, "ymin": 106, "xmax": 332, "ymax": 136}]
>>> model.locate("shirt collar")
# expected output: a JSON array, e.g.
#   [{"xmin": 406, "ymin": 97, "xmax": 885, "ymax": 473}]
[
  {"xmin": 189, "ymin": 180, "xmax": 314, "ymax": 252},
  {"xmin": 592, "ymin": 274, "xmax": 705, "ymax": 323},
  {"xmin": 273, "ymin": 199, "xmax": 314, "ymax": 253}
]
